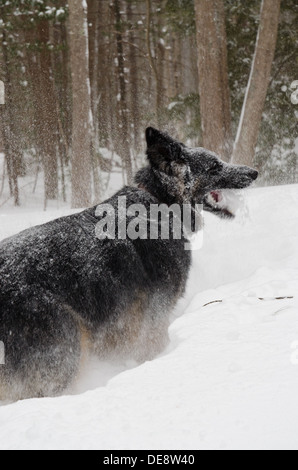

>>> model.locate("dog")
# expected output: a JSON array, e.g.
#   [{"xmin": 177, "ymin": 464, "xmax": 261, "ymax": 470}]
[{"xmin": 0, "ymin": 127, "xmax": 258, "ymax": 400}]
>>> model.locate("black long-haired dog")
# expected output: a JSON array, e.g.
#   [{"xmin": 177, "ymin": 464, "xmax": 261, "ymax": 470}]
[{"xmin": 0, "ymin": 128, "xmax": 258, "ymax": 400}]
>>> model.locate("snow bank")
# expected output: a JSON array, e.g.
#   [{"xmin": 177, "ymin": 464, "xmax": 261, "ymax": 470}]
[{"xmin": 0, "ymin": 185, "xmax": 298, "ymax": 450}]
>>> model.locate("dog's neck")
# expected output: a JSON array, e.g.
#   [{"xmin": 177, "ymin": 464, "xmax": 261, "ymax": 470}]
[
  {"xmin": 135, "ymin": 166, "xmax": 183, "ymax": 207},
  {"xmin": 135, "ymin": 167, "xmax": 202, "ymax": 233},
  {"xmin": 137, "ymin": 183, "xmax": 160, "ymax": 202}
]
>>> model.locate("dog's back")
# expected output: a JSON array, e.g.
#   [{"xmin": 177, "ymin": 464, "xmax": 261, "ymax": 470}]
[{"xmin": 0, "ymin": 187, "xmax": 191, "ymax": 400}]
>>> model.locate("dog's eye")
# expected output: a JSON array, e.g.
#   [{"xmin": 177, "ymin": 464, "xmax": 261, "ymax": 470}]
[{"xmin": 209, "ymin": 162, "xmax": 221, "ymax": 174}]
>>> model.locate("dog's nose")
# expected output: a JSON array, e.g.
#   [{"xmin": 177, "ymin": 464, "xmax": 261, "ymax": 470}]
[{"xmin": 250, "ymin": 170, "xmax": 258, "ymax": 180}]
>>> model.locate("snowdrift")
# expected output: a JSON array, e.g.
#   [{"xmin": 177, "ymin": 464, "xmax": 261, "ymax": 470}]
[{"xmin": 0, "ymin": 184, "xmax": 298, "ymax": 450}]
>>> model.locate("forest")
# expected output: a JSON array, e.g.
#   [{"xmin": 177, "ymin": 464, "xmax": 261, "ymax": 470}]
[{"xmin": 0, "ymin": 0, "xmax": 297, "ymax": 208}]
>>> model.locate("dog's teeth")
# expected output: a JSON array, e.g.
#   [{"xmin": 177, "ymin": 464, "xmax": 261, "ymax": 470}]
[{"xmin": 208, "ymin": 192, "xmax": 220, "ymax": 206}]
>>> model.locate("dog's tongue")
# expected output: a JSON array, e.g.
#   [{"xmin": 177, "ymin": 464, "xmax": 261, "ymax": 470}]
[{"xmin": 210, "ymin": 191, "xmax": 222, "ymax": 204}]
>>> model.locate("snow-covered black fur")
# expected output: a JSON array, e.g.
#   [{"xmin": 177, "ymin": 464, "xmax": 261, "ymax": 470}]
[{"xmin": 0, "ymin": 127, "xmax": 258, "ymax": 400}]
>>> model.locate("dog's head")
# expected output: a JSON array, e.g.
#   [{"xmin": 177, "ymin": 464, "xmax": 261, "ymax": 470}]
[{"xmin": 137, "ymin": 127, "xmax": 258, "ymax": 219}]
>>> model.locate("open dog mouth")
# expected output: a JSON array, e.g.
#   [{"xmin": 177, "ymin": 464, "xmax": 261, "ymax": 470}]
[{"xmin": 203, "ymin": 190, "xmax": 236, "ymax": 219}]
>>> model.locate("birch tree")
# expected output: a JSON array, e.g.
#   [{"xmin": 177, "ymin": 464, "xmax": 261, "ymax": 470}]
[{"xmin": 232, "ymin": 0, "xmax": 282, "ymax": 167}]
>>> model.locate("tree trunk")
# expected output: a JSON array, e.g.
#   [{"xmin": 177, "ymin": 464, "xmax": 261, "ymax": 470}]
[
  {"xmin": 156, "ymin": 13, "xmax": 166, "ymax": 124},
  {"xmin": 146, "ymin": 0, "xmax": 163, "ymax": 127},
  {"xmin": 68, "ymin": 0, "xmax": 92, "ymax": 208},
  {"xmin": 24, "ymin": 21, "xmax": 59, "ymax": 204},
  {"xmin": 1, "ymin": 31, "xmax": 20, "ymax": 206},
  {"xmin": 232, "ymin": 0, "xmax": 281, "ymax": 166},
  {"xmin": 127, "ymin": 1, "xmax": 141, "ymax": 156},
  {"xmin": 38, "ymin": 20, "xmax": 59, "ymax": 202},
  {"xmin": 194, "ymin": 0, "xmax": 232, "ymax": 161},
  {"xmin": 114, "ymin": 0, "xmax": 133, "ymax": 184},
  {"xmin": 88, "ymin": 0, "xmax": 102, "ymax": 202}
]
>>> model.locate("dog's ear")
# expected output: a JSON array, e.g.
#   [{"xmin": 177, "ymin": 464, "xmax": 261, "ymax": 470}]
[
  {"xmin": 145, "ymin": 127, "xmax": 184, "ymax": 168},
  {"xmin": 146, "ymin": 127, "xmax": 171, "ymax": 147}
]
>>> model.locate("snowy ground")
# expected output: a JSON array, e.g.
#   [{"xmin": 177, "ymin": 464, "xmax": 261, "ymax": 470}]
[{"xmin": 0, "ymin": 184, "xmax": 298, "ymax": 450}]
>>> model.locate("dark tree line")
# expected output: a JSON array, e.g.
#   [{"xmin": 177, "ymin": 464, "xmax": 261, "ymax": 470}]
[{"xmin": 0, "ymin": 0, "xmax": 297, "ymax": 208}]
